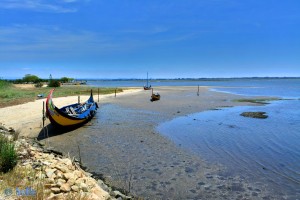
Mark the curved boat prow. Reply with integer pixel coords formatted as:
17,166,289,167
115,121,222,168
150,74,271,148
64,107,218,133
45,89,98,128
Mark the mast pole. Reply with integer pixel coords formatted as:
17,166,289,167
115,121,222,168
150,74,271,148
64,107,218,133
147,72,149,87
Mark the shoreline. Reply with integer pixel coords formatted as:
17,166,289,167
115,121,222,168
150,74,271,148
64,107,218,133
37,86,277,199
0,86,278,199
0,88,142,138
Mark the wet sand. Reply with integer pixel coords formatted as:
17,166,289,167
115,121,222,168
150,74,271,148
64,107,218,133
38,86,279,199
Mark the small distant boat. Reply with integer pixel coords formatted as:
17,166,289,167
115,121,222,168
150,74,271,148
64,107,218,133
150,88,160,102
144,72,152,90
46,89,98,128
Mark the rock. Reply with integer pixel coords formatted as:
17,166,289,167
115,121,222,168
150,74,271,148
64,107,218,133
71,185,79,192
45,168,57,178
79,182,89,192
51,187,61,194
75,177,86,185
91,187,110,199
60,183,71,192
55,170,63,179
67,177,76,186
0,125,8,131
56,179,66,187
55,164,69,173
73,170,83,178
63,172,74,180
112,190,130,199
86,178,96,187
47,193,65,200
97,180,110,192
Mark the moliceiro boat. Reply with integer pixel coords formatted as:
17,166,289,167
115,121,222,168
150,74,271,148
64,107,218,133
46,89,98,128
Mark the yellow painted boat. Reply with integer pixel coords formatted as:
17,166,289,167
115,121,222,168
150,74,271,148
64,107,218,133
46,89,98,128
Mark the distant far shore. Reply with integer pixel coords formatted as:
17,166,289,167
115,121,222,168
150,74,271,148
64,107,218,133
3,76,300,81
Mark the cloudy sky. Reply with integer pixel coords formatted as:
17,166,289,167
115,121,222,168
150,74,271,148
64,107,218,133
0,0,299,79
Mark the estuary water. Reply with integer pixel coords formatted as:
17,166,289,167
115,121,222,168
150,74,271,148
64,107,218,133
157,79,300,198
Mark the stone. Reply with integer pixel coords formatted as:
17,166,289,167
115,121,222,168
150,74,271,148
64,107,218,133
60,183,71,192
50,187,61,194
71,185,79,192
45,168,57,178
89,193,103,200
112,190,128,199
55,170,63,179
86,178,96,187
63,172,74,180
97,180,110,192
79,182,89,192
73,170,83,178
75,178,86,185
56,179,66,187
55,165,69,173
47,193,65,200
91,187,110,199
67,177,76,186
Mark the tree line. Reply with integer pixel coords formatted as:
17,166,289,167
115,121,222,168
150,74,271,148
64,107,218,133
7,74,75,87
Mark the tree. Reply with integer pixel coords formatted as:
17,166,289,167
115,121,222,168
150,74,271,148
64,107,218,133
22,74,40,83
48,80,61,87
60,77,74,83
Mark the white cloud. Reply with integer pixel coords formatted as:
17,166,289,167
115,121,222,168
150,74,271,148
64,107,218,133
0,25,133,61
0,0,78,13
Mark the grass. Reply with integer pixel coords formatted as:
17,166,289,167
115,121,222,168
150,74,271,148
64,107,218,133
0,80,123,108
233,98,279,105
0,164,50,199
0,134,17,173
240,112,268,119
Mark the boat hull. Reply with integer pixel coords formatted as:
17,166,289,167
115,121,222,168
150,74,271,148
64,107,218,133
46,89,98,128
151,94,160,101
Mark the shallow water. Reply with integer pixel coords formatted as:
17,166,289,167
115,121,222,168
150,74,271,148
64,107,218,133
157,99,300,197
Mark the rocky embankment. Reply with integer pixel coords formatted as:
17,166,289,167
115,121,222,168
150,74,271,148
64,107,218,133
0,125,132,200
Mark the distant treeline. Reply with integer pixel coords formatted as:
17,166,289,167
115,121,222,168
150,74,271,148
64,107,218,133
84,77,300,81
2,74,74,84
0,74,76,88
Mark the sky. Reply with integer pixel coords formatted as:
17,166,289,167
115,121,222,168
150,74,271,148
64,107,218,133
0,0,299,79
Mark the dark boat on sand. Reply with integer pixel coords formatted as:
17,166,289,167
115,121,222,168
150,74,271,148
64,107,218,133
46,89,98,128
151,88,160,102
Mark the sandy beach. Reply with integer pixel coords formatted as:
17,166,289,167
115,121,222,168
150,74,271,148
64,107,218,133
0,86,278,199
0,88,141,138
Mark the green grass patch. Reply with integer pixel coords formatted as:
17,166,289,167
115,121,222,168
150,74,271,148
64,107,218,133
0,134,17,173
233,98,279,105
0,82,124,108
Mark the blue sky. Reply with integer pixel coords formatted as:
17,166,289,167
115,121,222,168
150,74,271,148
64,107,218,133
0,0,299,79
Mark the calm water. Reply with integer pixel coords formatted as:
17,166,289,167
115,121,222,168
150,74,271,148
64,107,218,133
157,79,300,197
87,78,299,91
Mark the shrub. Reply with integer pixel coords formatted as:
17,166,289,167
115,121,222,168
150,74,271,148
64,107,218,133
48,80,61,87
35,82,44,88
0,135,17,173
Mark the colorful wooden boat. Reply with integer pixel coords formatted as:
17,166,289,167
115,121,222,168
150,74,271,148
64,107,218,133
150,88,160,102
46,89,98,128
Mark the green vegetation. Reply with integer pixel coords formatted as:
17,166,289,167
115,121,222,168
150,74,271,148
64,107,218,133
35,82,44,88
233,98,279,105
240,112,268,119
23,74,40,83
0,79,123,108
60,77,74,83
48,80,61,87
0,135,17,173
